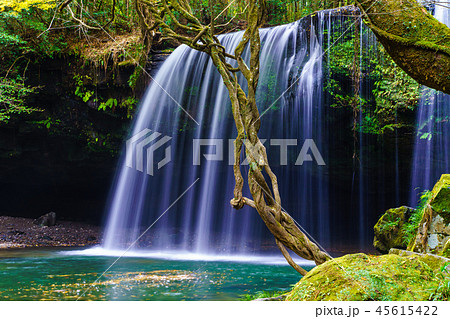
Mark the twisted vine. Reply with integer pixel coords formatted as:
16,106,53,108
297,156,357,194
141,0,331,274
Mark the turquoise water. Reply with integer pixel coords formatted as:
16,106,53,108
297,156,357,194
0,248,310,300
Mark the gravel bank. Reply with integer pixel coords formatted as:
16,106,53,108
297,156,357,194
0,216,101,249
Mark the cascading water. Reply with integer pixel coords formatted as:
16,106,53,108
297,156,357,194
102,14,333,255
100,7,431,256
409,1,450,205
355,21,379,249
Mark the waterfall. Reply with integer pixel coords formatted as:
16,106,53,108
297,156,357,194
101,6,443,256
102,14,332,254
409,1,450,205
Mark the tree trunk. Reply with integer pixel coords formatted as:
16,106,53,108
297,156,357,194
355,0,450,94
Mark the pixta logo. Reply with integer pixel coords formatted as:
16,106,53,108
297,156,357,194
126,129,172,176
193,138,326,166
126,129,326,176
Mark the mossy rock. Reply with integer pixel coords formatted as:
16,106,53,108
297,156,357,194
442,239,450,258
355,0,450,94
389,248,450,272
430,175,450,225
373,206,414,253
430,175,450,196
405,175,450,254
286,253,440,301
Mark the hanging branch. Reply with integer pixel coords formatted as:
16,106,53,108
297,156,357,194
355,0,450,94
60,0,75,11
65,4,101,30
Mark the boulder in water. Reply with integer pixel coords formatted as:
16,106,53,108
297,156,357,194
33,212,56,227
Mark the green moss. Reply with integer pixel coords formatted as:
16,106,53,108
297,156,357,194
356,0,450,94
117,59,137,68
239,290,286,301
430,175,450,224
373,206,414,253
390,249,450,273
430,175,450,195
406,175,450,253
286,253,441,301
442,240,450,258
429,261,450,300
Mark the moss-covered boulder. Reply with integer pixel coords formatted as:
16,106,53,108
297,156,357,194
389,248,450,273
373,206,415,253
430,175,450,225
286,253,443,301
410,174,450,255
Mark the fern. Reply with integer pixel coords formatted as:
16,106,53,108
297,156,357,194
402,190,433,246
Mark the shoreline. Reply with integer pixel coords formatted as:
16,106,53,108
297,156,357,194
0,216,101,249
0,215,379,256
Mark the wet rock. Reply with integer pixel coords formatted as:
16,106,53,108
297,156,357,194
373,206,415,253
34,212,56,227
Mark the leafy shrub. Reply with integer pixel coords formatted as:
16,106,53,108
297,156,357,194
0,76,41,122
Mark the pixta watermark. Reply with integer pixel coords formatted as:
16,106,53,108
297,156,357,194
126,129,326,176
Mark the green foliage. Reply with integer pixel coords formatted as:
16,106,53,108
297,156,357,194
186,0,342,30
0,76,41,122
326,37,355,78
265,0,346,25
239,290,286,301
429,263,450,301
420,132,432,141
98,98,118,111
372,46,420,129
357,112,380,134
0,0,57,12
85,130,118,155
73,74,94,103
0,18,25,48
415,89,450,141
73,72,137,118
0,9,66,68
403,191,433,246
0,3,67,125
256,64,281,109
33,116,61,129
265,0,311,25
121,96,137,118
324,23,377,121
377,210,402,234
373,206,416,253
324,20,420,135
127,69,140,89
